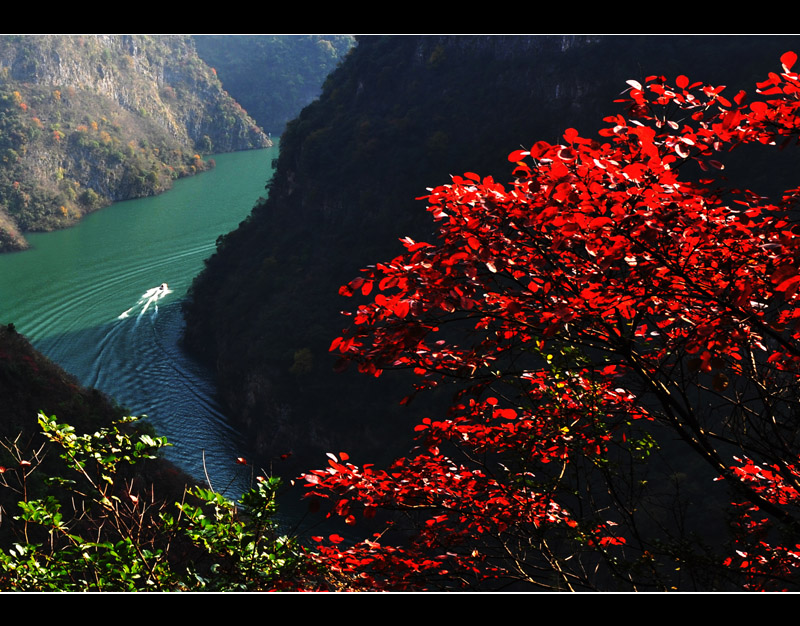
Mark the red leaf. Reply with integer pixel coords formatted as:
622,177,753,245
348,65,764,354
529,141,551,159
493,408,517,420
563,127,580,144
776,275,800,294
587,216,613,230
308,52,800,591
782,51,798,72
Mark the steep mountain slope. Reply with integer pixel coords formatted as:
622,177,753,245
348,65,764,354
0,35,269,251
192,35,355,136
182,35,800,469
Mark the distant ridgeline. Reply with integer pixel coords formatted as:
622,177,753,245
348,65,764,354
0,35,269,252
182,35,800,470
192,35,356,137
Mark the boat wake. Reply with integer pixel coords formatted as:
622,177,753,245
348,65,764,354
118,283,172,320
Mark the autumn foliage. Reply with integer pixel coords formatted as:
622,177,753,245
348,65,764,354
300,52,800,591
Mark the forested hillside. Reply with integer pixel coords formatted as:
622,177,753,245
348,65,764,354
0,35,269,251
183,35,800,469
192,35,355,136
7,34,800,591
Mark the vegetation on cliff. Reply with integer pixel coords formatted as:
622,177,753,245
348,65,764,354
0,323,174,548
0,35,269,251
182,35,800,469
297,49,800,590
193,35,355,136
9,36,800,591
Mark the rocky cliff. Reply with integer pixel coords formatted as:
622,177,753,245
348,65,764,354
0,35,270,251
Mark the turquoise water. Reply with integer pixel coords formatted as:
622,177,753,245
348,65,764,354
0,146,277,496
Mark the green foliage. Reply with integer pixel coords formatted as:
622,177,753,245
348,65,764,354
171,479,307,590
289,347,314,376
0,413,321,591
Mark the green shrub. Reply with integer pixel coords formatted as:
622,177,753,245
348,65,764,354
0,413,323,591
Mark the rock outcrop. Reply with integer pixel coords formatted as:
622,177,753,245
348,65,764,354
0,35,269,251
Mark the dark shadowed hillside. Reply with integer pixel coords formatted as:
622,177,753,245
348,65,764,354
0,324,192,546
182,35,800,471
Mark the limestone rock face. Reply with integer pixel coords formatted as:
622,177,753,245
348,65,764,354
0,35,270,251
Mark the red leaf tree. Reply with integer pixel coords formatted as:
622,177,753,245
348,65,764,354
304,51,800,591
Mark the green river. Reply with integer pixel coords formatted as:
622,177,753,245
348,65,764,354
0,146,277,496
